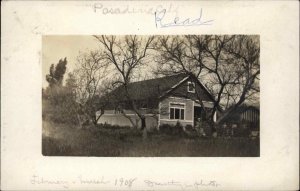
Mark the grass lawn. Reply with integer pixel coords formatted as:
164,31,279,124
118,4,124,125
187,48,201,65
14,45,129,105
42,121,259,157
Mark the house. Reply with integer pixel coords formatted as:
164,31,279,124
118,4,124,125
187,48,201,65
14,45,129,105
96,73,216,129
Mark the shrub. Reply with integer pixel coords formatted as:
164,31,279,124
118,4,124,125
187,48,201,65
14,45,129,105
96,123,132,130
42,87,79,125
216,122,252,137
202,121,214,136
159,122,185,136
159,124,172,134
235,127,251,137
92,124,142,142
216,123,230,137
174,121,185,135
185,124,194,131
147,127,160,136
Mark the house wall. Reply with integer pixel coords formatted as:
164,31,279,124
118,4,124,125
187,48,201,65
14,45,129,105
96,112,158,130
168,79,213,102
241,108,260,123
159,97,194,126
194,101,214,108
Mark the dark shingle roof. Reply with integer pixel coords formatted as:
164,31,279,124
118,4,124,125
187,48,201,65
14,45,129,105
99,73,216,109
110,73,188,101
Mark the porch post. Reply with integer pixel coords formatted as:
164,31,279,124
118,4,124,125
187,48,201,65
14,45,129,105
157,102,161,130
213,111,217,122
192,101,195,127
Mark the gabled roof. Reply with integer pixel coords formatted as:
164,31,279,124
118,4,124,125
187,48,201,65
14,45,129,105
109,73,188,101
103,73,214,103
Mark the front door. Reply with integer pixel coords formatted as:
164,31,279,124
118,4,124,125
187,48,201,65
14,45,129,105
194,106,202,127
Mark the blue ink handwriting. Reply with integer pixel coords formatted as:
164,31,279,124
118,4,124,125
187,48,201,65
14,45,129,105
155,8,214,28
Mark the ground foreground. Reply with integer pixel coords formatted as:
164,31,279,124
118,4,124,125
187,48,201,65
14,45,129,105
42,121,259,157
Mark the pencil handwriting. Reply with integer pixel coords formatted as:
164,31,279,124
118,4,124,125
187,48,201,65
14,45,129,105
154,8,214,28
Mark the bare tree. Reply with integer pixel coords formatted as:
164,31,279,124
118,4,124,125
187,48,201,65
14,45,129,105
67,50,109,126
154,35,215,121
217,35,260,122
155,35,260,124
94,35,155,130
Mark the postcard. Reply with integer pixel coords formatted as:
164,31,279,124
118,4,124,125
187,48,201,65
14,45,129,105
1,1,299,190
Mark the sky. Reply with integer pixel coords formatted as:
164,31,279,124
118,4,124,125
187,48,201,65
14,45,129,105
42,35,99,88
42,35,259,106
42,35,158,88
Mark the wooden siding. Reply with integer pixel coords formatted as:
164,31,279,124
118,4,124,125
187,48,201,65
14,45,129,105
97,114,158,129
241,108,260,123
194,101,214,108
160,120,193,126
220,106,260,129
98,109,158,115
160,97,194,124
167,79,213,102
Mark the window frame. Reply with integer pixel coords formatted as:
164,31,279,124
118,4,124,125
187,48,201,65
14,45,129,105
187,81,196,93
169,102,185,120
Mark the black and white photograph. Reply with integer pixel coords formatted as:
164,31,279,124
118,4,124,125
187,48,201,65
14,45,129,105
42,35,260,157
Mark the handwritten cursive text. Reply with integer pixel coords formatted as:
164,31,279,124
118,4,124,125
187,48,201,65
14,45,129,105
154,8,214,28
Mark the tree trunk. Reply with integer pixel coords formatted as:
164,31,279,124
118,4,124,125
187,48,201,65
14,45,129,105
141,116,146,130
92,109,104,126
120,110,138,129
142,126,148,140
76,114,83,129
215,108,234,125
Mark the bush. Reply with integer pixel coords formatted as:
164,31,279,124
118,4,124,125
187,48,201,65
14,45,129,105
159,122,185,136
216,123,251,137
159,124,172,134
92,124,142,142
147,127,160,136
174,121,185,135
97,123,131,130
235,127,251,137
185,124,194,131
202,121,214,136
42,87,79,125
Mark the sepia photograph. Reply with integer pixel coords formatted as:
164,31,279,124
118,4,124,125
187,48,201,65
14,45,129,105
42,35,260,157
2,1,299,190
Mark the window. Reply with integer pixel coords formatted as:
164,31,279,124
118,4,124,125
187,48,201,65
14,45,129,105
188,81,195,93
170,108,175,119
115,106,122,114
115,108,122,114
169,103,185,120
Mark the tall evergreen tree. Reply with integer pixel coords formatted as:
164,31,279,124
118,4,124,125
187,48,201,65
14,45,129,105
46,58,67,88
